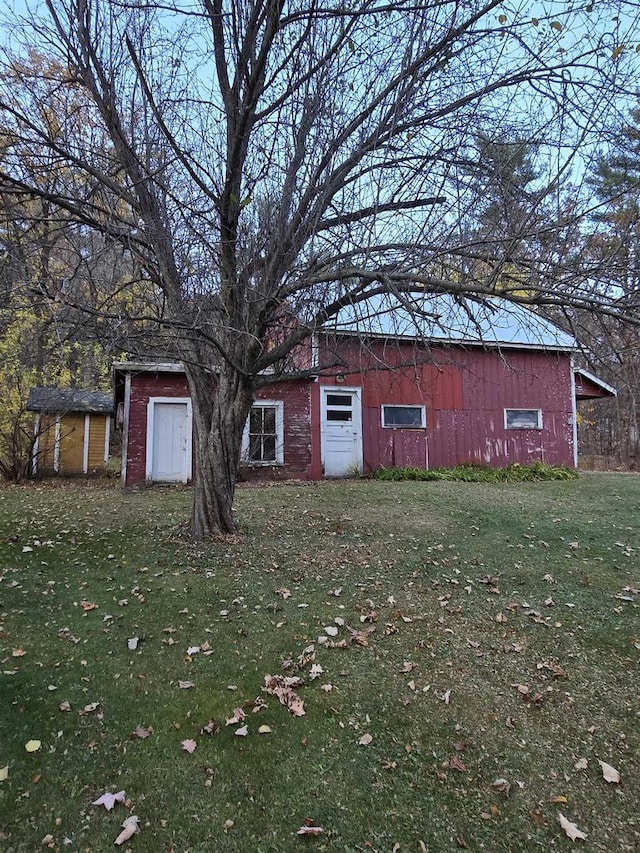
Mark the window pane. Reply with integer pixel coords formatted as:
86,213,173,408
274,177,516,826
505,409,541,429
263,436,276,461
249,436,262,461
263,407,276,433
327,409,352,421
382,405,424,428
249,408,263,433
326,394,352,407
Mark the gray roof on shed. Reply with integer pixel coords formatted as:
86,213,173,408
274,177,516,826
27,387,114,414
324,293,576,351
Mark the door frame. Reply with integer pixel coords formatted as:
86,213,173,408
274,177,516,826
320,385,363,476
145,397,193,482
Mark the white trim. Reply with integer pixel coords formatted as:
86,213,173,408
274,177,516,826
104,415,111,464
53,416,61,473
32,413,41,475
121,373,131,486
381,404,426,429
82,414,90,474
320,386,363,475
145,397,192,482
504,408,543,430
311,333,319,369
570,358,578,467
241,400,284,465
574,367,617,397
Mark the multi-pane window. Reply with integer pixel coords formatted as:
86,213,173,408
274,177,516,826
504,408,543,429
243,401,284,464
381,404,426,428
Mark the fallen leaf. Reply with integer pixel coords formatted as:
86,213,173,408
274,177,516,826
449,755,467,772
223,819,234,830
41,834,54,846
309,663,324,680
92,790,126,810
574,758,588,771
442,689,452,705
59,700,72,712
401,661,414,672
127,637,139,650
80,600,98,612
12,648,26,657
358,733,373,746
495,612,507,623
491,778,511,795
131,725,151,739
186,646,200,656
25,740,41,752
320,683,333,692
258,725,272,734
201,719,220,736
178,680,194,689
235,725,249,737
225,708,246,726
297,823,323,836
0,766,8,782
114,815,140,846
558,812,587,841
181,739,197,753
79,702,100,716
324,625,339,637
598,760,620,783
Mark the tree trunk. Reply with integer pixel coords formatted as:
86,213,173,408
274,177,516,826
187,364,254,539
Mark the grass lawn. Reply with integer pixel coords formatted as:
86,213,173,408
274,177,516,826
0,474,638,852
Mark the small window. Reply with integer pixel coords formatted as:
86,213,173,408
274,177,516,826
381,405,426,429
242,401,284,464
504,408,542,430
326,393,352,407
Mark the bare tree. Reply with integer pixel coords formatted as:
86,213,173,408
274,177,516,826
0,0,638,535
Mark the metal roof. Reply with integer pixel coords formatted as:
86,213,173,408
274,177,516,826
27,387,114,414
324,293,577,351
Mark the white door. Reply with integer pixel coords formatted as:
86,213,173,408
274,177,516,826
149,401,191,482
321,387,363,477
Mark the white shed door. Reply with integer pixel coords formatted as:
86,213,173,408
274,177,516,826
151,402,190,482
321,388,363,477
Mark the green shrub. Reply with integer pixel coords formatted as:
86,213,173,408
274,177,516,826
372,462,579,483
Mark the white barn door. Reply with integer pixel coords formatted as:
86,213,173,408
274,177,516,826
320,387,363,477
146,398,192,482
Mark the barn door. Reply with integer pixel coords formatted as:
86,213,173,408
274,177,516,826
320,387,363,477
147,399,192,482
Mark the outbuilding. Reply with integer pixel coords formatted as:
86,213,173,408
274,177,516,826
27,388,113,476
114,295,615,486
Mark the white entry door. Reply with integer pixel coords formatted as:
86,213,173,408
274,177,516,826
147,399,192,482
321,387,363,477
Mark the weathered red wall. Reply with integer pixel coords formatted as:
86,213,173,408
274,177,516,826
125,372,190,485
124,340,576,486
317,339,575,470
124,372,313,485
245,382,312,480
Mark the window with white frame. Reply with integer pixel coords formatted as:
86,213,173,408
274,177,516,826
504,408,543,430
242,401,284,464
381,404,426,429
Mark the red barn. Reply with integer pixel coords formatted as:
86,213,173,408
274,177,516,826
114,295,615,486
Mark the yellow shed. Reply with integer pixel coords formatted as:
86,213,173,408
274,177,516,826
27,388,113,476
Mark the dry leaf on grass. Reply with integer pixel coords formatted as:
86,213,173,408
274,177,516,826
131,725,151,740
558,812,587,841
297,822,323,836
235,725,249,737
114,815,140,846
225,708,246,726
358,733,373,746
490,778,511,796
25,740,41,752
598,760,620,783
574,758,588,771
0,766,8,782
181,739,197,753
92,790,126,810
